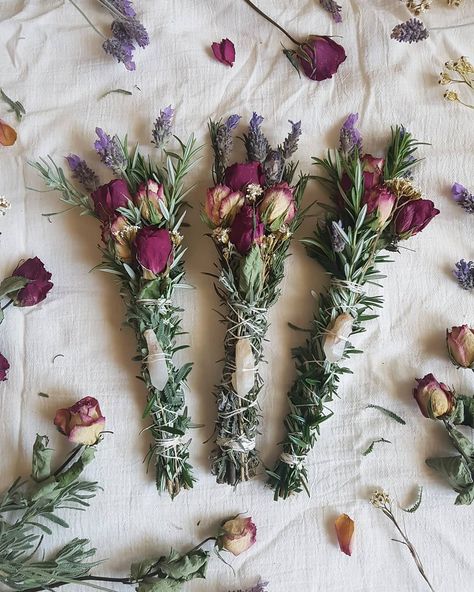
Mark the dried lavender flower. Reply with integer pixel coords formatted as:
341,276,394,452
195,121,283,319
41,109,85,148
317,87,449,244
279,119,302,159
244,112,270,163
94,127,127,174
330,220,346,252
111,18,149,48
454,259,474,290
320,0,342,23
263,149,283,185
452,183,474,213
339,113,362,156
229,581,269,592
391,18,429,43
106,0,136,17
102,37,136,71
66,154,100,192
152,105,174,149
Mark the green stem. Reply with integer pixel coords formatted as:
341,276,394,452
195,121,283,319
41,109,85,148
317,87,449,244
68,0,107,39
241,0,300,45
1,299,13,311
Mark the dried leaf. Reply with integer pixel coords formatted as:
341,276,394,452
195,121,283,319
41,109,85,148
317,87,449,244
366,404,406,425
334,513,354,556
402,486,423,513
362,438,391,456
0,119,17,146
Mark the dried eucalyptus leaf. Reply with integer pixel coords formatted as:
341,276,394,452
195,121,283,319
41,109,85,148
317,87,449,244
31,434,54,482
446,425,474,458
426,456,473,491
159,549,208,581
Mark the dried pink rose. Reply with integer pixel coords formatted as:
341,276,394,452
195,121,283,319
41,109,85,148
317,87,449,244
413,374,455,419
259,182,296,228
446,325,474,369
54,397,105,445
218,516,257,556
11,257,53,307
211,38,236,67
204,184,244,228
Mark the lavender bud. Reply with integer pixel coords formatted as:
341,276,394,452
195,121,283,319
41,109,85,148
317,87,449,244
280,120,302,160
391,18,429,43
330,220,346,252
339,113,362,156
94,127,127,174
66,154,100,192
244,112,270,163
102,37,136,71
152,105,174,149
108,0,136,17
111,18,149,48
263,150,284,185
320,0,342,23
452,182,474,213
454,259,474,290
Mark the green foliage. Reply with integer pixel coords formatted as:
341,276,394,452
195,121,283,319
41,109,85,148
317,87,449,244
402,486,423,513
362,438,391,456
366,404,406,425
31,434,54,482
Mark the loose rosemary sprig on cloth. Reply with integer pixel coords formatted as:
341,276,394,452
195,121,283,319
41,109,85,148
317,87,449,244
268,114,439,499
203,113,308,485
31,110,200,498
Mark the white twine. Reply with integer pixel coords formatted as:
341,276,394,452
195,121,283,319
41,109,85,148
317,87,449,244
216,435,256,453
154,435,186,453
331,278,365,294
144,352,171,362
280,452,305,468
218,399,259,418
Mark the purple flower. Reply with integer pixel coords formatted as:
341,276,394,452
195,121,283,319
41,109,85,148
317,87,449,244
102,37,136,71
0,352,9,382
297,36,346,81
66,154,100,192
453,259,474,291
393,199,439,238
280,120,302,159
339,113,362,156
134,227,173,278
108,0,136,17
152,106,174,149
330,220,346,253
11,257,53,307
244,113,270,163
451,182,474,213
211,38,236,67
111,18,149,48
91,179,132,222
224,162,265,192
391,19,429,44
226,114,241,131
94,127,127,174
320,0,342,23
229,205,264,254
263,150,283,185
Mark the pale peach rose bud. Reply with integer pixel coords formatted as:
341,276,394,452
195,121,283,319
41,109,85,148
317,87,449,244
54,397,105,445
218,516,256,556
204,184,244,228
446,325,474,369
134,179,165,221
413,374,455,419
110,215,137,261
258,182,296,229
335,513,355,556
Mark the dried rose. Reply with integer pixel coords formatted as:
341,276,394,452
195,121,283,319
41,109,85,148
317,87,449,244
0,352,9,382
258,182,296,228
218,516,257,556
110,216,137,261
361,154,384,195
0,119,17,146
11,257,53,307
335,513,355,556
394,199,439,238
224,162,265,192
134,226,173,278
134,179,165,222
229,204,264,255
446,325,474,369
297,36,346,81
364,186,397,228
91,179,131,222
211,38,236,67
413,374,455,419
54,397,105,445
204,184,244,228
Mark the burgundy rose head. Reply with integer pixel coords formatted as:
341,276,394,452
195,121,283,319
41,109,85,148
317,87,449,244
229,204,264,255
297,36,346,81
91,179,131,222
413,373,455,419
364,186,397,228
394,199,439,238
446,325,474,369
211,38,236,67
54,396,105,445
134,226,173,279
224,162,264,192
218,516,257,556
0,352,9,382
361,154,384,193
204,184,244,228
11,257,53,307
259,182,296,229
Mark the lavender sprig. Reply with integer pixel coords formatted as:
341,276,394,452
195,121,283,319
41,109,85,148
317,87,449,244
94,127,127,174
452,183,474,213
152,106,175,149
391,18,429,43
66,155,100,192
320,0,342,23
209,114,241,183
454,259,474,290
105,0,136,17
279,120,302,159
102,37,135,70
111,18,149,48
244,113,270,163
339,112,362,156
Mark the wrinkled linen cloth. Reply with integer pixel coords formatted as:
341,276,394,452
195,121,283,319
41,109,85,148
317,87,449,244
0,1,473,591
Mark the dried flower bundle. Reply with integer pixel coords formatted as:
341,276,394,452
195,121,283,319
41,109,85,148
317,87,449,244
268,114,439,499
204,113,308,486
32,110,200,498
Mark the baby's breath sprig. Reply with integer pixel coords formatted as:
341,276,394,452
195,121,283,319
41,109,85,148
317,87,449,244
32,117,201,499
370,489,435,591
268,118,438,499
439,56,474,110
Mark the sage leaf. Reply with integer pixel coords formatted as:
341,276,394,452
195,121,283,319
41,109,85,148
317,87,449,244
159,549,208,581
455,485,474,506
31,434,54,482
425,456,473,491
239,246,263,302
131,558,156,581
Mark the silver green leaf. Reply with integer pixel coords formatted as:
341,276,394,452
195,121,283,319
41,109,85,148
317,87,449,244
425,456,473,491
31,434,54,482
239,246,264,303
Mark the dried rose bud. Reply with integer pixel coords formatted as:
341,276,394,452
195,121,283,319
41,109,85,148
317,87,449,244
11,257,53,307
259,182,296,229
134,179,165,222
335,513,355,556
91,179,131,222
446,325,474,369
134,226,173,278
54,397,105,445
204,184,244,228
218,516,256,556
413,374,455,419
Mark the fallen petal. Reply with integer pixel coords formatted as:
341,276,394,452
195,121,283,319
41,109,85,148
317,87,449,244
335,513,354,556
0,119,17,146
211,38,235,67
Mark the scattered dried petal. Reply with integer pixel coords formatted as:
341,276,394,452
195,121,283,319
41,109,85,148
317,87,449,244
211,38,236,67
335,513,354,556
0,119,17,146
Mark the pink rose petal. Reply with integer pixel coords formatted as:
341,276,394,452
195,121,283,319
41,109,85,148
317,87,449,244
211,38,235,67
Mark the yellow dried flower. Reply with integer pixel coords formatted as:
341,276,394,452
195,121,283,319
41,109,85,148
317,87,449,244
212,227,230,244
170,231,184,246
385,178,423,201
438,72,451,85
444,90,459,102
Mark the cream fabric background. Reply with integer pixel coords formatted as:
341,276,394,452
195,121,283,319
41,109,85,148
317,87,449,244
1,1,473,591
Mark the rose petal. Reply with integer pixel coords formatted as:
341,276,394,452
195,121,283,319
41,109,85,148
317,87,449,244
335,513,354,556
211,38,236,67
0,119,17,146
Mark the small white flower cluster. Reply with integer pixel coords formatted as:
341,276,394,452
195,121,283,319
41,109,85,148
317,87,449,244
245,183,263,203
0,196,11,216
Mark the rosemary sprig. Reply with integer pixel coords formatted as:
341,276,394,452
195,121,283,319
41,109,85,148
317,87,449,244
0,88,26,121
268,124,432,499
31,129,201,498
